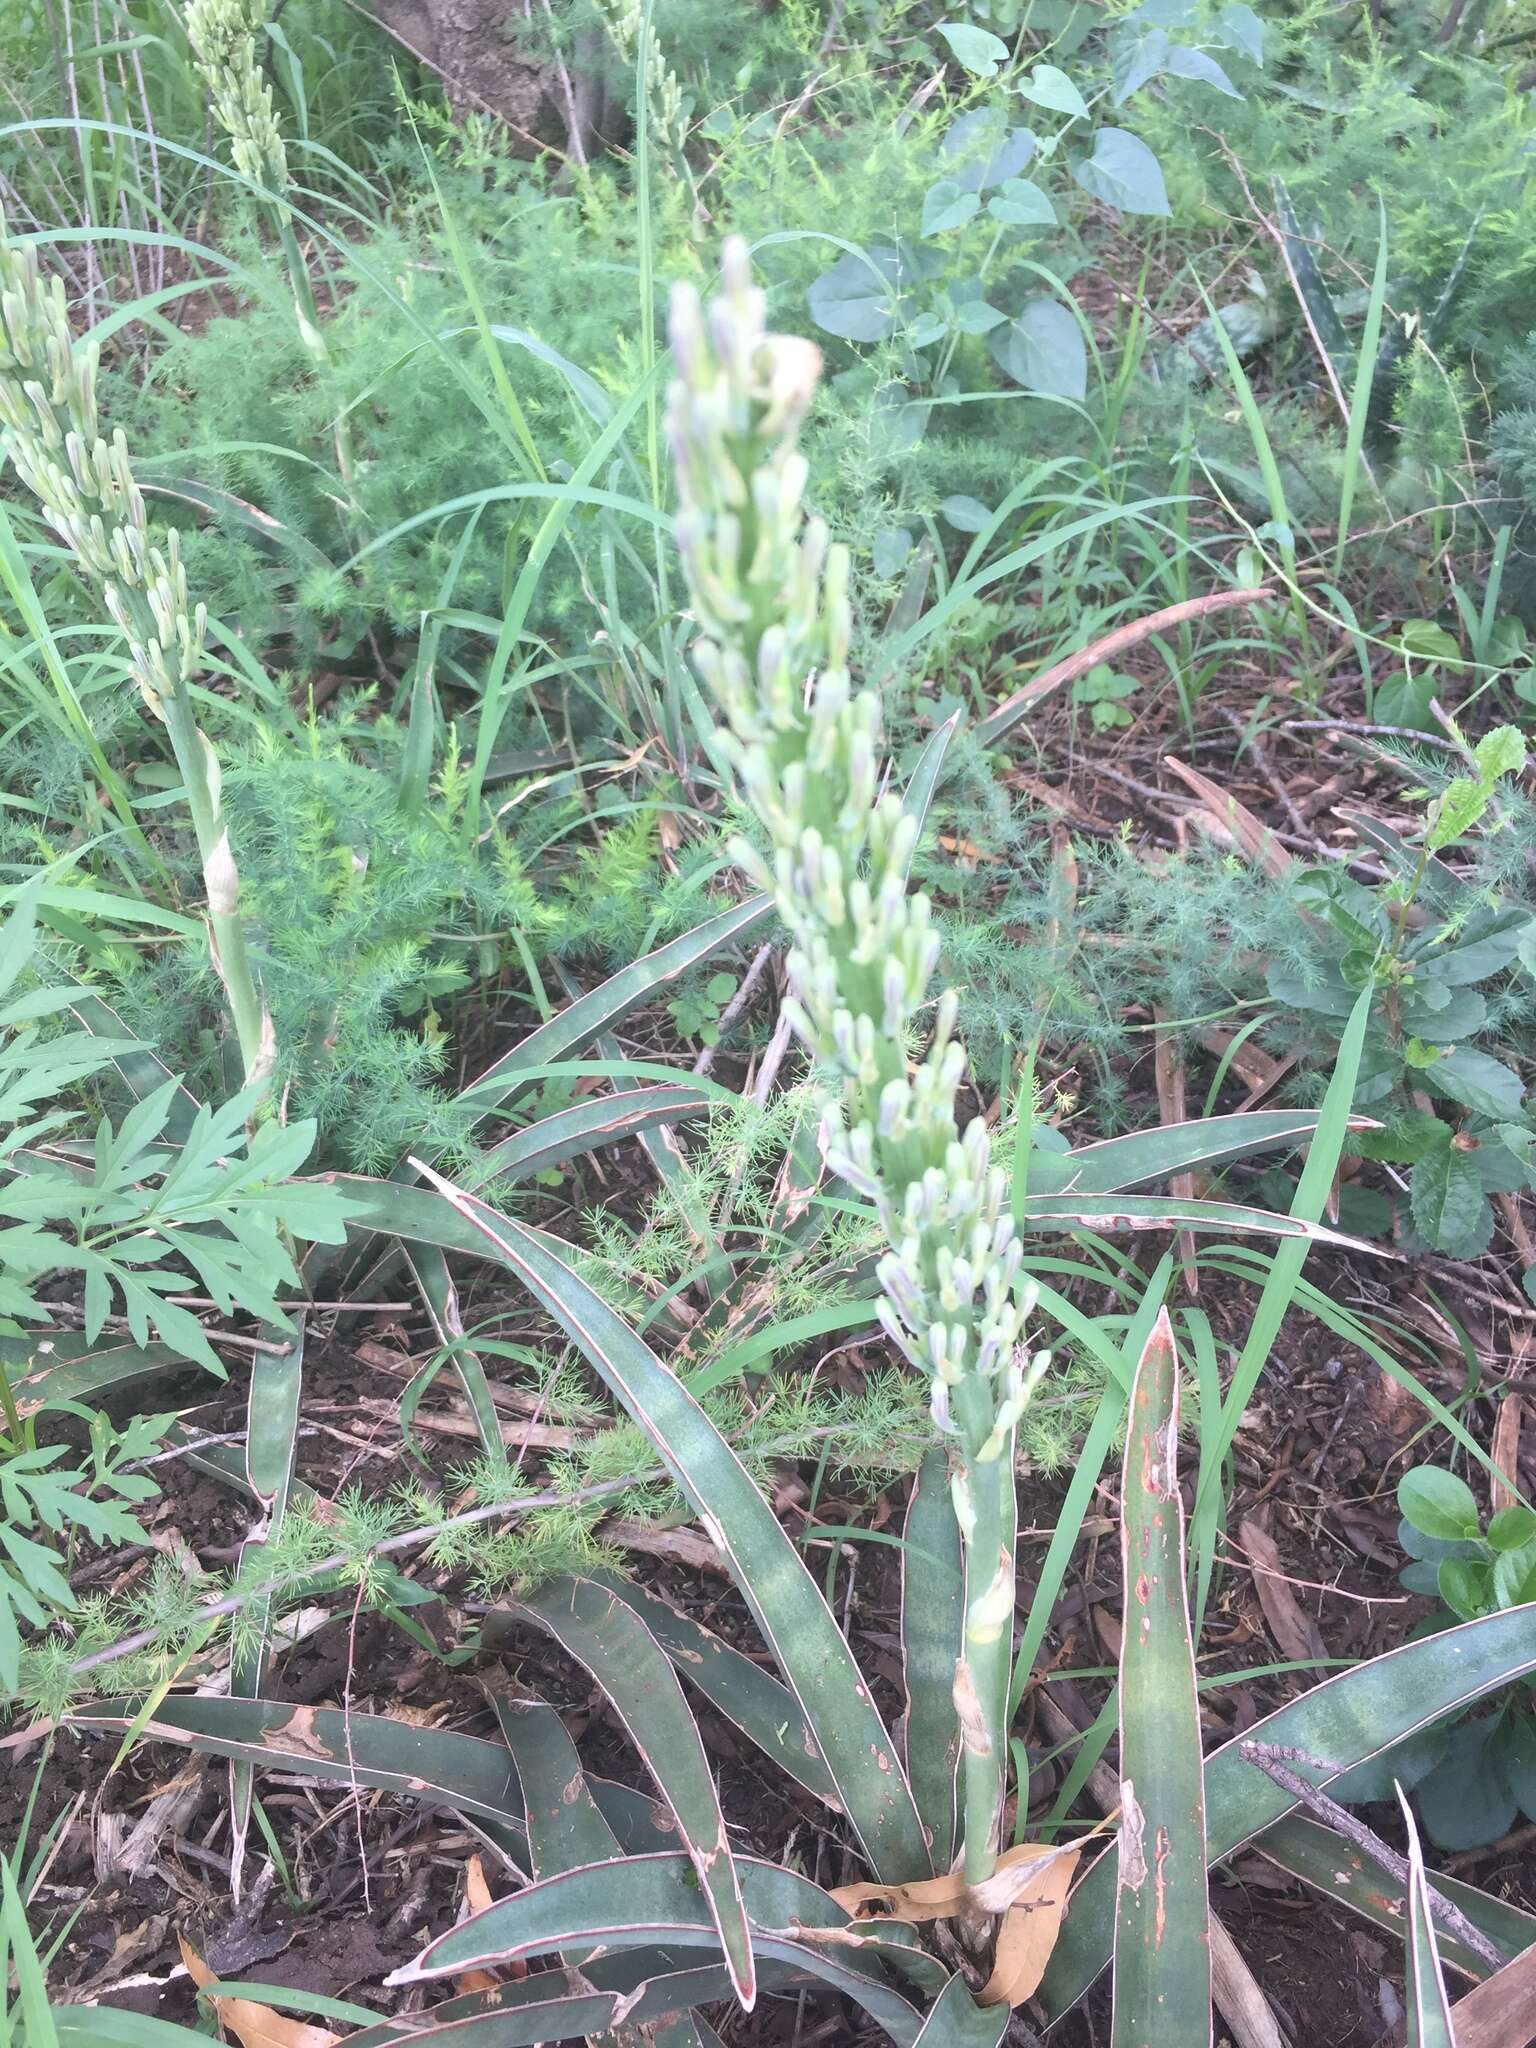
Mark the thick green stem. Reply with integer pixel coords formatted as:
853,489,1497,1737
956,1417,1019,1886
157,692,267,1083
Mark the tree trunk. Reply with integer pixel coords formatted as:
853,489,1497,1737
366,0,564,151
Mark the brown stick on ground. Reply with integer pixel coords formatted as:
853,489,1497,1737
979,587,1276,745
1238,1740,1507,1972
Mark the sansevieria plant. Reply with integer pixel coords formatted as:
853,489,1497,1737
59,247,1536,2047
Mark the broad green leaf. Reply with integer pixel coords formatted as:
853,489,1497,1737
1414,1715,1518,1852
508,1577,755,2007
922,181,980,236
1411,1144,1490,1257
1039,1601,1536,2018
806,250,898,342
1216,3,1264,61
987,297,1087,399
354,1169,930,1882
1401,1792,1457,2046
1398,1467,1480,1544
1016,64,1088,118
1112,26,1170,103
1112,1310,1210,2047
934,21,1010,75
987,177,1056,227
901,1452,964,1869
1164,45,1242,97
1074,128,1170,215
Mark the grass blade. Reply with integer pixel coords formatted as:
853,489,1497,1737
508,1576,756,2009
1112,1308,1211,2048
1333,201,1389,582
1190,986,1373,1621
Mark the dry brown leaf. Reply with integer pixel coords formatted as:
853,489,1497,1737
1238,1518,1324,1666
1490,1394,1525,1517
179,1937,339,2048
980,1844,1081,2007
454,1855,501,1994
1163,755,1293,878
829,1841,1083,2009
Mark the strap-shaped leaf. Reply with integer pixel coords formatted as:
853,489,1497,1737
398,1239,504,1459
68,1697,676,1860
4,1334,185,1419
1016,1193,1367,1244
355,1168,930,1882
67,990,202,1144
1040,1601,1536,2020
229,1313,306,1892
1042,1110,1357,1196
1112,1309,1210,2048
456,896,772,1121
1401,1792,1457,2047
585,1572,840,1805
899,712,961,881
1252,1815,1536,1980
386,1852,931,2044
901,1451,963,1870
344,1955,852,2048
492,1697,621,1874
507,1577,755,2009
462,1085,713,1190
911,1973,1008,2046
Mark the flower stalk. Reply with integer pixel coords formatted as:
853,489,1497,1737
0,214,270,1085
185,0,352,487
666,241,1047,1887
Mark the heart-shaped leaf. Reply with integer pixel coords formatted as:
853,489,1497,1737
1073,128,1170,216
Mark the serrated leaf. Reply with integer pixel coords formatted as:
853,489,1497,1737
1411,1144,1492,1258
1073,128,1170,215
